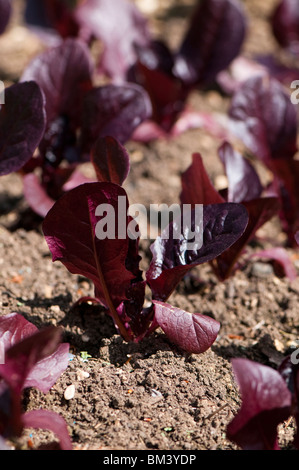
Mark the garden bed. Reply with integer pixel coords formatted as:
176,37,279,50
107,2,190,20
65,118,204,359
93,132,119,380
0,0,299,451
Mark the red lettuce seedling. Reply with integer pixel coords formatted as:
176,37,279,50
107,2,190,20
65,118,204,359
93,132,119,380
256,0,299,87
217,0,299,94
0,81,46,176
129,0,246,134
227,356,299,450
91,136,130,186
42,180,248,352
24,0,151,81
0,313,70,393
180,143,280,280
19,38,151,217
217,0,299,93
229,74,299,245
0,0,11,34
0,313,71,449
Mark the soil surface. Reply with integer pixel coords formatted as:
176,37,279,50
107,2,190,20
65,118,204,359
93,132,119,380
1,0,299,451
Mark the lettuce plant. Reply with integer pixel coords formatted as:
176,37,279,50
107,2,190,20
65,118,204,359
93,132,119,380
180,142,280,280
18,38,151,217
24,0,151,81
42,157,249,352
228,75,299,246
0,313,71,450
217,0,299,93
227,356,299,450
128,0,246,137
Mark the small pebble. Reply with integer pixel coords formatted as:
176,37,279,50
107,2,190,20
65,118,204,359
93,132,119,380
50,305,61,314
44,285,53,299
64,384,75,400
251,261,274,278
77,370,90,381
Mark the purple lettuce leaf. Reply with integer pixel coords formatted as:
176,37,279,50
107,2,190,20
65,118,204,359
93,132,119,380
22,172,61,218
23,165,84,217
254,53,299,87
211,197,280,280
130,40,188,131
270,158,299,245
116,280,151,339
0,81,46,176
79,82,152,154
218,141,263,203
153,301,220,354
0,315,69,439
22,165,92,218
0,313,69,394
75,0,151,81
25,0,150,81
0,312,36,344
91,136,130,186
173,0,247,86
0,0,11,35
229,75,298,169
180,153,224,206
227,358,292,450
24,344,70,395
170,108,230,141
213,143,280,279
42,182,142,341
216,56,268,94
217,53,299,95
146,203,249,301
21,38,94,128
271,0,299,57
295,231,299,245
22,409,72,450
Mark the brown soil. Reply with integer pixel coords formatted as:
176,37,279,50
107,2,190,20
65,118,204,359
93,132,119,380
0,0,299,451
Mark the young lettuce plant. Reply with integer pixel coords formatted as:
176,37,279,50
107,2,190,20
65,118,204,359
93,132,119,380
24,0,151,82
217,0,299,95
253,0,299,87
227,356,299,450
128,0,246,139
42,141,249,353
19,38,152,217
228,74,299,246
180,142,282,281
216,0,299,94
0,313,71,450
